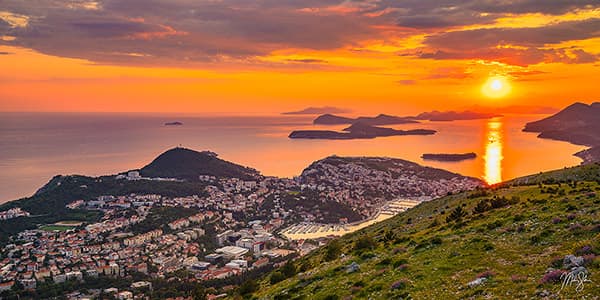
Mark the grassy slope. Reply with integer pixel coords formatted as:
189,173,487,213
254,163,600,299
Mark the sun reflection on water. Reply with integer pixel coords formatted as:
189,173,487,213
484,118,503,185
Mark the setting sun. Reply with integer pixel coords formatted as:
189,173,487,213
482,76,511,98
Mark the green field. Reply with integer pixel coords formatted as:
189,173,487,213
39,224,77,232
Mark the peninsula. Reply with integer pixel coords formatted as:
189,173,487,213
524,102,600,164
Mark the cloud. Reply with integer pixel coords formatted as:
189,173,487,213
425,18,600,49
285,58,327,63
397,79,416,85
0,0,599,67
417,18,600,65
0,0,379,66
0,51,12,55
424,67,472,79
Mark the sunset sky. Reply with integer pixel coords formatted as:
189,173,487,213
1,1,599,114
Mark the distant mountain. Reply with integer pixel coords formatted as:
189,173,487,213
289,122,435,139
414,110,502,121
313,114,418,125
253,163,600,299
524,102,600,163
140,147,260,180
283,106,350,115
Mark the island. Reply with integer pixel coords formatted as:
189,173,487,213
164,121,183,126
289,122,436,139
313,113,418,125
422,152,477,162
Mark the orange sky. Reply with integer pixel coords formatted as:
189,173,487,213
1,1,599,114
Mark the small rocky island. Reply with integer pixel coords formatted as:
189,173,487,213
164,121,183,126
289,122,436,139
422,152,477,162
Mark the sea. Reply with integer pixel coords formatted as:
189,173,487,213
0,112,587,203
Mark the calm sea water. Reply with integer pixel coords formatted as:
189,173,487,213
0,112,586,203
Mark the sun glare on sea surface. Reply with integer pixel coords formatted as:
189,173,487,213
484,118,503,185
482,76,511,98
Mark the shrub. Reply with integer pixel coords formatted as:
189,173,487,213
270,271,285,284
390,279,410,290
550,256,564,268
360,252,376,260
238,279,259,296
552,217,562,224
583,254,597,266
569,223,583,232
392,258,408,268
377,258,392,266
567,213,577,220
354,235,376,252
476,270,496,279
510,274,527,283
575,244,593,256
281,260,297,278
392,247,407,254
540,270,566,284
428,218,440,228
325,239,342,261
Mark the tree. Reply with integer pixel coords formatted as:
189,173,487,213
446,206,467,223
354,235,376,252
238,279,258,296
270,271,285,284
281,261,297,278
324,239,342,261
472,200,490,214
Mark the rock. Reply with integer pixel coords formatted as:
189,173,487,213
570,266,588,276
346,262,360,273
467,277,487,287
563,255,584,269
537,289,550,297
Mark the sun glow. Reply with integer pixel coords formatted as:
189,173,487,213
482,76,511,98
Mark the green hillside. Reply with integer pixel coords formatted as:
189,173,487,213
140,147,260,180
246,163,600,299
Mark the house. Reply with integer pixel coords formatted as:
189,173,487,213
0,281,14,292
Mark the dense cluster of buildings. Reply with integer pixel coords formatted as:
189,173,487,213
0,176,304,297
299,157,482,217
0,158,480,296
0,208,30,220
